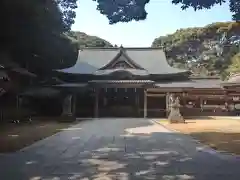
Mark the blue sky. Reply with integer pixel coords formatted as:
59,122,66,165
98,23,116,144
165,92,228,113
72,0,232,47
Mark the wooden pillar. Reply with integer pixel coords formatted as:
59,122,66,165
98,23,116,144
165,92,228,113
135,89,138,105
94,88,99,118
144,89,147,118
135,89,138,114
200,97,203,112
182,92,187,116
62,94,73,116
136,89,140,116
16,95,19,109
72,94,76,116
224,91,230,114
166,93,169,117
16,95,19,120
16,96,23,119
182,92,187,107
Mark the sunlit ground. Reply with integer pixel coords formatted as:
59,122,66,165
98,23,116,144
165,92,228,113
27,122,197,180
0,118,239,180
159,118,240,155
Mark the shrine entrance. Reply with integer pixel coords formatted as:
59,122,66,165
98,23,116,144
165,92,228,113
88,80,155,118
98,88,141,117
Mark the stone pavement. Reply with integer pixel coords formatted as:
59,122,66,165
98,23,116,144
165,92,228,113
0,118,239,180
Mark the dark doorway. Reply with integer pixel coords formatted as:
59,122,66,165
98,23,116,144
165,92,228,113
99,88,140,117
75,91,94,117
147,96,166,117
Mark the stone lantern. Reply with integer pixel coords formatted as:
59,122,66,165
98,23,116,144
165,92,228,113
168,94,185,123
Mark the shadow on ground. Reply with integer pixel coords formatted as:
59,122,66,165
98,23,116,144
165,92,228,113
0,119,239,180
190,132,240,155
0,120,75,153
184,116,215,120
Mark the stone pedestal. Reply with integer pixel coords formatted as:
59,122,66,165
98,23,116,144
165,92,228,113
168,95,185,123
61,94,75,122
168,106,185,123
62,95,72,116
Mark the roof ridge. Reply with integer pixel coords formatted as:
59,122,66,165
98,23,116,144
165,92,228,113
229,73,240,78
190,76,221,80
79,47,164,51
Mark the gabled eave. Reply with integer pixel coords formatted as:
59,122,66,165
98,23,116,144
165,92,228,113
100,48,144,70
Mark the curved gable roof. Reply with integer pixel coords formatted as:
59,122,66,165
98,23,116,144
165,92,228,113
58,47,188,75
58,49,117,74
125,48,187,74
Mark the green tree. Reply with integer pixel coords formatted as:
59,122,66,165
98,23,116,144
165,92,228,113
0,0,78,72
68,31,113,48
93,0,239,24
226,52,240,75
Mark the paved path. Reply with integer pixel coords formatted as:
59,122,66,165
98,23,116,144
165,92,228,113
0,118,239,180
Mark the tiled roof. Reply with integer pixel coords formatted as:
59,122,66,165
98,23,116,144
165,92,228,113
52,80,155,88
88,80,155,84
10,67,37,77
51,79,223,89
155,79,223,88
20,88,60,97
53,83,88,88
221,73,240,86
227,73,240,83
0,66,36,77
0,60,36,77
58,47,188,75
94,69,149,76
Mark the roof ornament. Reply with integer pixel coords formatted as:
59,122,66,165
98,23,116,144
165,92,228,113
119,45,125,52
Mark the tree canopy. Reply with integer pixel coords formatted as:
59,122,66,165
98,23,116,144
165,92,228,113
151,22,240,79
68,31,113,48
93,0,239,24
0,0,78,72
1,0,239,74
226,52,240,75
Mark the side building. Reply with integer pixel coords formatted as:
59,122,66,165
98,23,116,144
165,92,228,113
54,47,240,118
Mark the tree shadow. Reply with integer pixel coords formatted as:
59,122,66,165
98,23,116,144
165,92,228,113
184,116,215,120
190,131,240,155
0,120,239,180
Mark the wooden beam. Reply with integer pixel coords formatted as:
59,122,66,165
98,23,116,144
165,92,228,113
94,88,99,118
147,93,166,97
147,88,184,93
186,94,225,98
144,89,147,118
136,91,140,116
166,93,169,115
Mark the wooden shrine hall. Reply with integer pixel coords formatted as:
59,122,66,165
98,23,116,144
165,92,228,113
51,47,240,118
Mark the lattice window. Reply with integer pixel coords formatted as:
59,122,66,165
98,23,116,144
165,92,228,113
113,61,130,69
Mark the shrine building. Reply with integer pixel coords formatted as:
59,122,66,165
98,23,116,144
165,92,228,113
52,47,240,118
